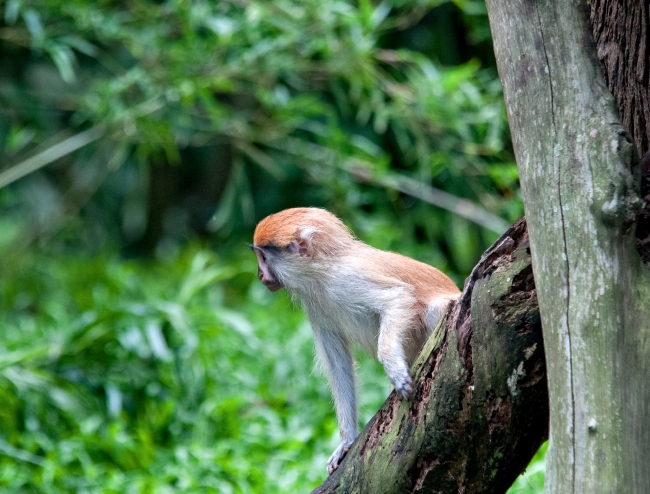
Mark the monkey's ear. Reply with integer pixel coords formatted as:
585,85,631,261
288,239,310,257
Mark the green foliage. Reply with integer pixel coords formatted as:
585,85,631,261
1,239,548,492
0,0,520,272
2,0,508,163
0,244,395,492
0,243,544,492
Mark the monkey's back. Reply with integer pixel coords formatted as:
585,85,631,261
356,245,460,302
333,244,459,362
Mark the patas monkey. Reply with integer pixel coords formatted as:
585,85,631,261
252,208,460,474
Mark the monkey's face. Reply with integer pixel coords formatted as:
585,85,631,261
252,246,284,292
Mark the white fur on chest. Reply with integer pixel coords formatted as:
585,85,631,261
304,292,380,355
292,264,411,356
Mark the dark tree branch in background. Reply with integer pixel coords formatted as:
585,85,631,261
312,219,549,493
590,0,650,156
588,0,650,268
0,127,105,189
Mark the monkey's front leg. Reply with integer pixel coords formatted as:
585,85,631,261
313,327,358,475
377,300,415,399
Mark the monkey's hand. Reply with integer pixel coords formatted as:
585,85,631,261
327,438,355,475
390,368,413,399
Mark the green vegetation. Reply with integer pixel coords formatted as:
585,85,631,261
0,243,545,492
0,0,543,491
0,245,349,492
1,0,519,261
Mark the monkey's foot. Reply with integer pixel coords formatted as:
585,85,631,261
327,439,354,475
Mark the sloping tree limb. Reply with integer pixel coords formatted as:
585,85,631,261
310,185,650,494
312,219,549,493
310,186,650,493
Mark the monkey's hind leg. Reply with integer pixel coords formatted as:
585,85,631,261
424,296,457,332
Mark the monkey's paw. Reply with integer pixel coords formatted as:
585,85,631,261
327,439,354,475
392,372,413,399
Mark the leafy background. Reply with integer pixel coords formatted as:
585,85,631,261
0,0,543,491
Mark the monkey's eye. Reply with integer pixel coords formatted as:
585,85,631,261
260,252,267,262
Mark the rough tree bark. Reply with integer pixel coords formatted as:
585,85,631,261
588,0,650,267
590,0,650,156
312,219,549,493
486,1,650,493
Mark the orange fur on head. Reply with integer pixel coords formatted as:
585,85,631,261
253,208,354,255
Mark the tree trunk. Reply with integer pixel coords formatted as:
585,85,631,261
486,1,650,493
312,219,549,493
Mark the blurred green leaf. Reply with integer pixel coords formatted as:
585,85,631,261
47,43,76,83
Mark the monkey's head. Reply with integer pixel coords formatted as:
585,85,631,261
252,208,355,292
